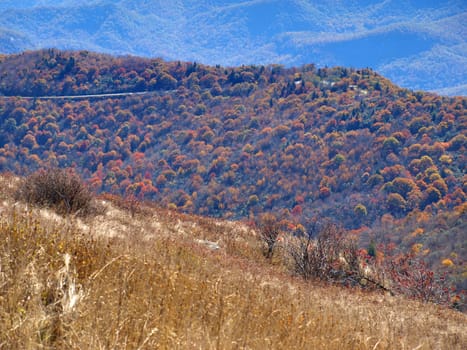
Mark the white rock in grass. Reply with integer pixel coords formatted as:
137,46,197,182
195,239,220,251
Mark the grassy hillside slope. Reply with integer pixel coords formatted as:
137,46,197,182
0,173,466,349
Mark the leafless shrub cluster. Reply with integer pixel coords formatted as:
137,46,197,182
288,223,361,283
380,251,455,306
15,167,93,216
283,221,456,307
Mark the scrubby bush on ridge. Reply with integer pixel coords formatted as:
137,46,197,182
268,221,460,308
15,167,93,216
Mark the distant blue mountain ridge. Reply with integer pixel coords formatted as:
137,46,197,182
0,0,465,95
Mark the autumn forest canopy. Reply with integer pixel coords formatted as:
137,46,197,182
0,49,465,285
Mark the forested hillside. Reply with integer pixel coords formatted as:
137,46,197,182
0,49,465,283
1,0,466,94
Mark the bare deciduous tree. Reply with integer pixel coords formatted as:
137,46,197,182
256,213,283,259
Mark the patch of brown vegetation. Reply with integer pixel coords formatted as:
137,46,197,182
0,174,465,349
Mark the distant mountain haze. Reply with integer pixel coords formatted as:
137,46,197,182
0,0,465,95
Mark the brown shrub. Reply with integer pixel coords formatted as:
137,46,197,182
256,213,284,259
288,222,360,283
286,222,457,307
15,168,93,216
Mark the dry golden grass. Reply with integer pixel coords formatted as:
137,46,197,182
0,173,466,349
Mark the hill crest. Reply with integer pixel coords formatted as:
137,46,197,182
0,0,466,95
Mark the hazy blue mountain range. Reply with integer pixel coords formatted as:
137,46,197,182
1,0,466,95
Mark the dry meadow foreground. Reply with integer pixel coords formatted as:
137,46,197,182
0,174,465,349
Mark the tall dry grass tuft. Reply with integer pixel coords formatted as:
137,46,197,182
0,207,93,348
0,174,466,349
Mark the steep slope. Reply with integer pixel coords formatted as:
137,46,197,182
0,0,465,94
0,49,465,282
0,173,466,349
